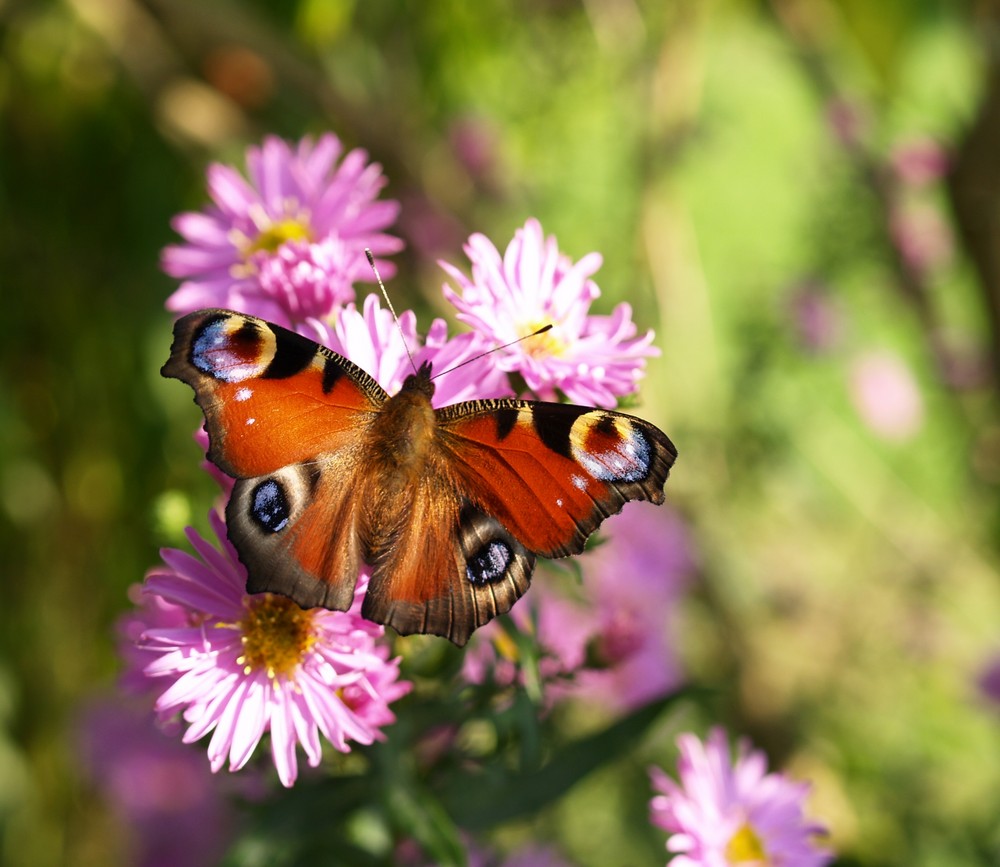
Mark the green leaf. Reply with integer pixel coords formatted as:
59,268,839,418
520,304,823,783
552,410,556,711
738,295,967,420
438,690,691,830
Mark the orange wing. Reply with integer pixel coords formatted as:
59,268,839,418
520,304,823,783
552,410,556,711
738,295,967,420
161,309,386,478
435,400,677,558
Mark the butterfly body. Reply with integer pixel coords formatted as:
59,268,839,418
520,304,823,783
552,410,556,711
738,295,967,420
163,309,677,645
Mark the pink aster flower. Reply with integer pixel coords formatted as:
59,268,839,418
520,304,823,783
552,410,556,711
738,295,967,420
130,510,410,787
441,218,658,408
307,293,513,405
162,133,402,325
649,728,833,867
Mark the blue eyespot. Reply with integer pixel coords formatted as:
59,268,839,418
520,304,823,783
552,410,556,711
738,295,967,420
250,479,290,533
576,424,651,483
192,317,265,383
466,539,511,585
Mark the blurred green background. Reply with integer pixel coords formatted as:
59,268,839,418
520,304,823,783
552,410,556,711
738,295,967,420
3,0,1000,864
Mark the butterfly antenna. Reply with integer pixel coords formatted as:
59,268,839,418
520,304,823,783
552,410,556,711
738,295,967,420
431,324,553,381
365,248,418,375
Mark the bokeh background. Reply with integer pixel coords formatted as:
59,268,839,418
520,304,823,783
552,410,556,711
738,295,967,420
4,0,1000,864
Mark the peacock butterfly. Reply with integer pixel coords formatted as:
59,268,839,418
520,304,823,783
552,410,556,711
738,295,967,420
162,308,677,645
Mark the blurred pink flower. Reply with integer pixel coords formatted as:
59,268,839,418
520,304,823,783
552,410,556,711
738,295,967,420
129,511,409,787
977,653,1000,706
891,137,949,188
650,728,832,867
307,293,513,405
825,98,868,150
396,836,575,867
849,350,924,442
162,134,402,324
890,202,953,276
502,844,577,867
448,115,500,185
787,283,843,354
571,504,693,708
464,505,693,711
77,697,236,867
441,218,657,407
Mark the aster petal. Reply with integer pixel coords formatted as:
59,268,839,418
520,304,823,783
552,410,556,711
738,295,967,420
246,137,294,214
143,572,237,621
165,278,250,315
298,674,368,751
205,675,255,771
269,686,300,787
170,211,232,247
297,132,342,187
206,163,258,219
288,687,323,768
227,678,269,771
160,241,236,278
310,148,371,228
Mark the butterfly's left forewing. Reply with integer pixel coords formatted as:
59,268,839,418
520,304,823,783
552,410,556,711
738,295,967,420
162,309,387,478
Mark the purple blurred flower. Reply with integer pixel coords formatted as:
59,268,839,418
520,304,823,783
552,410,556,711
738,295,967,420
78,697,236,867
396,836,575,867
787,283,843,354
464,505,693,711
571,504,693,708
441,218,657,407
825,98,868,150
162,134,402,325
978,653,1000,706
448,115,500,186
890,202,953,276
849,350,924,442
502,844,577,867
129,511,409,787
650,728,833,867
890,137,949,188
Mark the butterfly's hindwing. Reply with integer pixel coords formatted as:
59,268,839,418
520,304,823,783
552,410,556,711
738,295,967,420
227,460,363,612
361,489,534,645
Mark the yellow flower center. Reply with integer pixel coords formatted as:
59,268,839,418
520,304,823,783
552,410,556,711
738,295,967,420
521,321,566,359
237,594,317,679
244,217,313,257
725,821,769,865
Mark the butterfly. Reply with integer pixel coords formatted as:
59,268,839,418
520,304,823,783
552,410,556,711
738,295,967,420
162,308,677,645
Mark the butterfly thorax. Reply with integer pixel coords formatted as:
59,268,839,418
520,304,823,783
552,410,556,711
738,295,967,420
368,365,437,481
